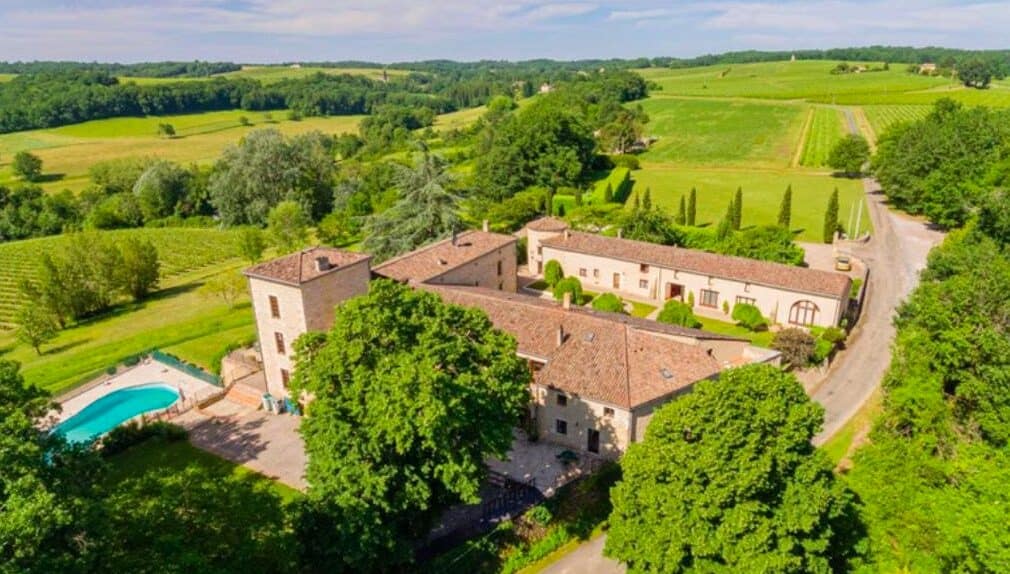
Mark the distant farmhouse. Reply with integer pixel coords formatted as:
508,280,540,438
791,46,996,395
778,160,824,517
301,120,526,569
918,62,937,75
243,218,851,458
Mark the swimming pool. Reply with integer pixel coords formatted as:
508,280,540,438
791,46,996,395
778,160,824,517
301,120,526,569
55,383,180,443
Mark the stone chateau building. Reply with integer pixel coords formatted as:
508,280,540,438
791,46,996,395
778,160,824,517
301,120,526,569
243,218,851,458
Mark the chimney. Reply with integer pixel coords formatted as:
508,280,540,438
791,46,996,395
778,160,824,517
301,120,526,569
451,228,458,246
556,324,565,347
562,291,572,310
617,228,623,239
482,219,490,232
314,256,331,272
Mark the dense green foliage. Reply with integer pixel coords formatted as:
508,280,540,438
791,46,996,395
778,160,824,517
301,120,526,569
553,277,583,304
543,259,564,287
873,99,1010,228
591,292,625,313
772,327,817,367
606,365,859,573
656,299,701,328
823,188,839,243
0,61,241,77
845,222,1010,571
827,134,870,176
731,303,768,331
289,280,531,571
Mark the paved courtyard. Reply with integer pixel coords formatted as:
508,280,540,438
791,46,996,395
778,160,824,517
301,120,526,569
487,430,598,496
179,406,307,490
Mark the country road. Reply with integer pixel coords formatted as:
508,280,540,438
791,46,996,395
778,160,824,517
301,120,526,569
541,180,944,573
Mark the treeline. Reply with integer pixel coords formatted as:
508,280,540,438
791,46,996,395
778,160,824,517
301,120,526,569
0,60,240,77
666,45,1010,77
873,98,1010,228
846,213,1010,570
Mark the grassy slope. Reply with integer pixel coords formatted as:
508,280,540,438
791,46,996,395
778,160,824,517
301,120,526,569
217,65,409,84
0,111,364,193
639,97,807,168
106,438,300,503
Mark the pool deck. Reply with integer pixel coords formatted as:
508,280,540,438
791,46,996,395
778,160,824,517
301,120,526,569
55,359,221,423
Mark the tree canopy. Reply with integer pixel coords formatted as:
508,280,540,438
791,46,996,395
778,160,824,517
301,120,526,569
606,364,859,573
289,280,531,571
827,134,870,176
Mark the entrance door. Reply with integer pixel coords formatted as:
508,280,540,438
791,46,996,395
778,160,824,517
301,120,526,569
665,283,683,300
587,428,600,454
612,273,620,289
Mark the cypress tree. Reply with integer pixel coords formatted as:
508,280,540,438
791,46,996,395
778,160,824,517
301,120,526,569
603,182,614,203
676,195,686,225
643,187,652,211
778,184,792,229
574,187,583,206
632,190,640,211
687,187,697,226
557,203,566,217
823,188,839,243
732,187,743,230
717,200,734,240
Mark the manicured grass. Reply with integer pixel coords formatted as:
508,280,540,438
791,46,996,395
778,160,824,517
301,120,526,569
628,301,656,318
695,315,774,347
638,97,807,169
637,60,951,102
800,107,844,167
106,438,301,503
628,166,870,242
0,112,364,193
862,104,931,137
822,389,882,466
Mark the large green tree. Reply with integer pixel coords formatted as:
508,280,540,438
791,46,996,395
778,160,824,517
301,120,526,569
266,200,310,254
289,280,531,571
827,134,870,176
11,151,42,182
362,148,461,261
606,365,858,573
475,94,596,200
209,129,336,225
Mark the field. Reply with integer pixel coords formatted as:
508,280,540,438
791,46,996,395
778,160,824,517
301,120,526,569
862,105,931,137
799,107,844,167
0,111,364,192
0,73,14,83
638,97,807,168
629,166,869,241
217,65,409,84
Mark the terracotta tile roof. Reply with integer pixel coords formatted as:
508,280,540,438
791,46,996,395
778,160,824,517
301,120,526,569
420,284,724,409
525,217,570,232
244,247,370,286
373,230,516,284
540,231,851,299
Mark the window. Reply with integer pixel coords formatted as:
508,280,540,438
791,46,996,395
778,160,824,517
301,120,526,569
789,300,820,326
639,279,649,289
269,295,280,319
612,273,621,289
498,281,503,291
603,407,615,417
556,393,568,407
280,369,290,387
578,268,587,278
537,246,543,255
736,295,756,306
274,332,286,355
497,260,503,276
640,263,650,273
555,419,568,435
593,269,599,279
700,289,719,308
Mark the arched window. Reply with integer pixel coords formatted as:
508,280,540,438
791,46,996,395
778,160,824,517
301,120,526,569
789,300,819,326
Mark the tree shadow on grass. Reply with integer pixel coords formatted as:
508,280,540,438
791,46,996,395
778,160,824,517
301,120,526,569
36,172,65,183
44,338,91,355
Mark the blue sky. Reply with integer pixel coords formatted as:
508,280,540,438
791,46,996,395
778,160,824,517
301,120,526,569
0,1,1007,63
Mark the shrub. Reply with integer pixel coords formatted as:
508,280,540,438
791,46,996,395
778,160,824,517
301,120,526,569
527,504,554,527
610,154,641,170
722,300,731,314
544,259,564,287
820,326,847,345
553,277,583,304
687,291,695,307
657,300,701,328
772,328,816,367
812,338,834,364
100,421,188,457
731,303,768,331
591,292,625,313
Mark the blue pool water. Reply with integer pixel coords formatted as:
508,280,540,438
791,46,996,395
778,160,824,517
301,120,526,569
55,383,180,443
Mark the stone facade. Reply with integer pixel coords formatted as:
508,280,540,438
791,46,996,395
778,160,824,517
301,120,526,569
425,244,518,292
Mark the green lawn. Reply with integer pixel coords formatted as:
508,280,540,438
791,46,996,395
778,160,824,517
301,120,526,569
638,98,806,169
106,437,300,503
628,166,869,242
695,315,774,347
800,107,844,167
821,389,881,466
628,301,656,318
